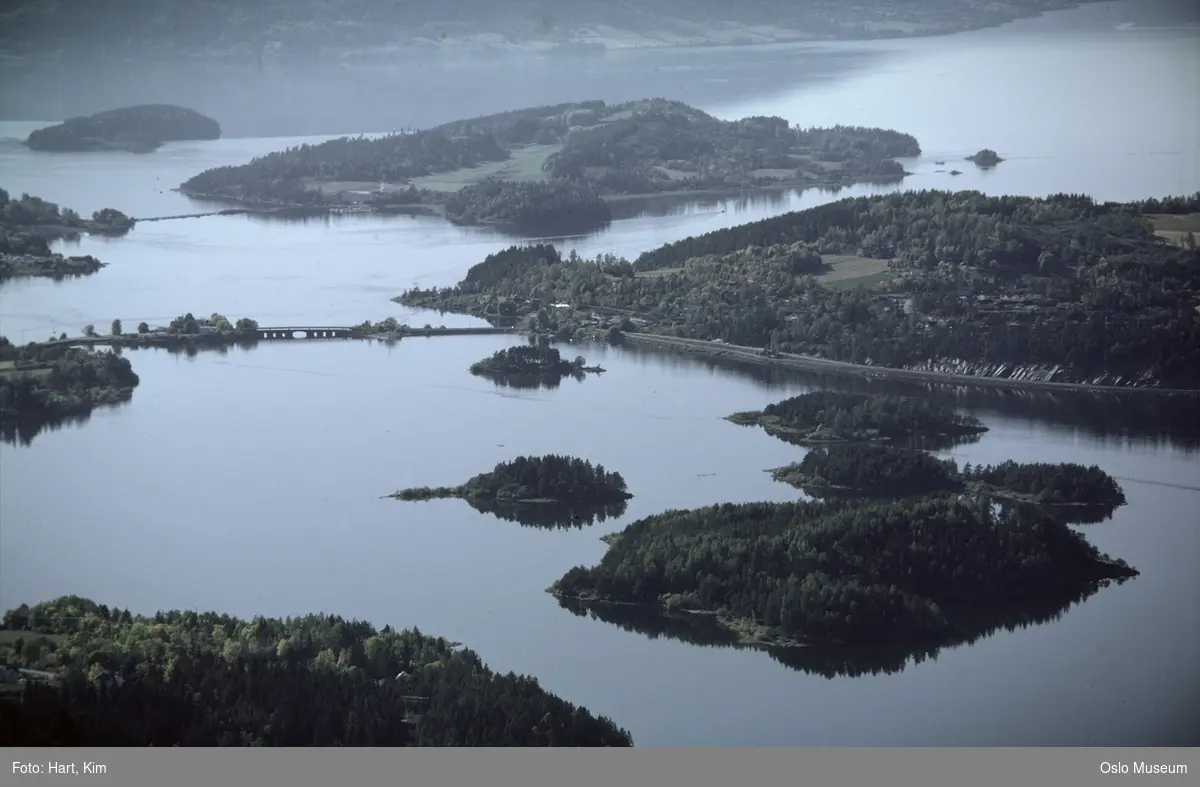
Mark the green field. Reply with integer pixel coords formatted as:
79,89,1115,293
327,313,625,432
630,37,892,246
409,144,561,192
816,255,894,289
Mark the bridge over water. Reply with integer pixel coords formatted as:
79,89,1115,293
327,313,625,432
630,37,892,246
251,326,519,340
36,325,521,349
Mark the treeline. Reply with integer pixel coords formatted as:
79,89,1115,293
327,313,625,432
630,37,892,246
1,188,133,256
552,496,1136,646
773,443,960,496
392,455,631,508
729,390,987,445
0,596,632,746
470,346,585,378
0,339,140,421
771,444,1127,510
543,100,917,195
396,191,1200,387
964,460,1127,506
179,132,509,204
443,178,611,231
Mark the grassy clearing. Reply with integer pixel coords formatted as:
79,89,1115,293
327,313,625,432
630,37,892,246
816,255,893,288
0,630,65,645
1146,213,1200,248
409,144,561,192
634,267,685,279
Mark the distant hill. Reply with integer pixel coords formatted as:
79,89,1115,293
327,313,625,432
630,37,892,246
25,105,221,153
0,1,1104,62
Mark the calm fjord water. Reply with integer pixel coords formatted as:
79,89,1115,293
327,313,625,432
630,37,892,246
1,3,1198,745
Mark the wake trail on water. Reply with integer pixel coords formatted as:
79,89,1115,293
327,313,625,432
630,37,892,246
210,360,339,377
1112,476,1200,493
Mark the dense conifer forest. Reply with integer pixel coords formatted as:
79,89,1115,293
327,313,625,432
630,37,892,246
727,390,988,446
769,444,1127,513
389,454,632,511
400,191,1200,388
552,496,1136,646
0,597,632,746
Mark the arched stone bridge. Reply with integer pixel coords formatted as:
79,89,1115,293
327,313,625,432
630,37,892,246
252,326,520,341
255,327,359,340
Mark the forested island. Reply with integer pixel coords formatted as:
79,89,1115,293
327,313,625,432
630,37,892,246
25,105,221,153
178,99,917,230
470,345,604,388
389,455,632,529
0,596,632,746
0,338,140,425
1,188,133,279
551,496,1137,648
770,443,1127,512
727,390,988,447
966,149,1003,168
398,191,1200,390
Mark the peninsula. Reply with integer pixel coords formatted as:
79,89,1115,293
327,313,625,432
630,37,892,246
0,596,632,746
178,99,918,230
397,190,1200,391
388,454,632,514
1,188,133,279
25,105,221,153
769,443,1127,511
727,390,988,447
0,337,140,423
551,496,1137,648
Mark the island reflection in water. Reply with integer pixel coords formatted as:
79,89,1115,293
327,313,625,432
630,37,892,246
465,497,629,530
556,579,1127,680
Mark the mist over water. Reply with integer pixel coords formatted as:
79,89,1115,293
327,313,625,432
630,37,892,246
1,0,1198,746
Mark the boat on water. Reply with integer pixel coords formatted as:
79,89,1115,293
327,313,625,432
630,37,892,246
329,205,374,215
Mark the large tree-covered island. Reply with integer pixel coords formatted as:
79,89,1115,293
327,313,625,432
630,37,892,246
388,455,633,529
551,496,1137,648
728,390,988,447
0,596,632,746
178,99,918,230
25,105,221,154
770,443,1127,511
398,190,1200,391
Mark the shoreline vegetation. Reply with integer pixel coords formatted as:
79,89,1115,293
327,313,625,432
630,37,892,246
388,455,632,529
0,2,1113,66
0,337,140,424
470,343,605,389
177,98,918,231
550,495,1138,651
768,443,1127,512
397,191,1200,392
0,596,632,746
726,390,988,448
24,105,221,154
1,189,134,281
